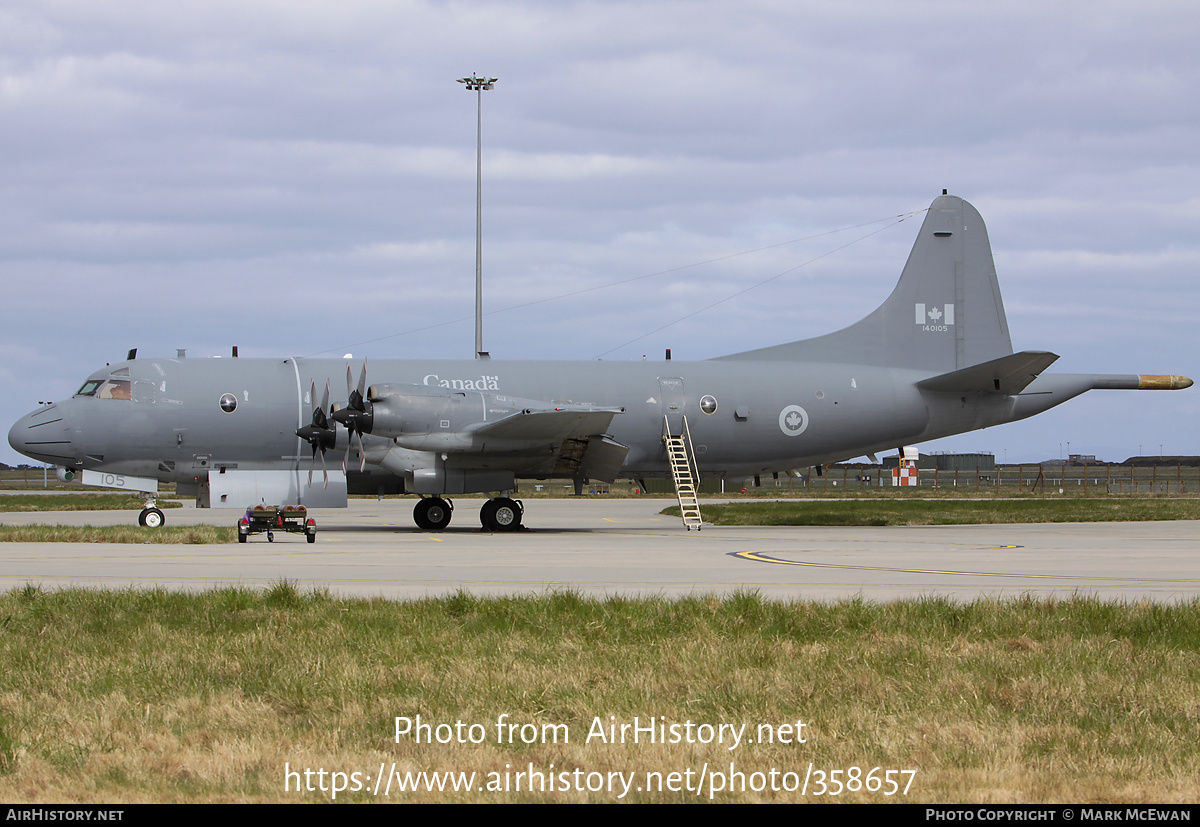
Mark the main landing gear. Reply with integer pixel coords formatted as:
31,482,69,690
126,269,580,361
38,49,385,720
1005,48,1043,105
413,496,453,531
480,497,522,532
410,496,524,532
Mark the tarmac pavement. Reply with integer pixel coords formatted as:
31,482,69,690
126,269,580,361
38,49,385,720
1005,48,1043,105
1,498,1197,601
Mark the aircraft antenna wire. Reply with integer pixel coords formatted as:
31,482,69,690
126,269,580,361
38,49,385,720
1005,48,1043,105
302,209,926,358
593,211,924,359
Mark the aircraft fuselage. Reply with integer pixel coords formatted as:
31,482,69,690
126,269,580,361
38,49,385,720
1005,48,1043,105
13,355,950,484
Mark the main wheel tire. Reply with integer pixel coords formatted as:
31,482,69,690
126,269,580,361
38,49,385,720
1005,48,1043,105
139,507,166,528
414,497,452,531
482,497,522,532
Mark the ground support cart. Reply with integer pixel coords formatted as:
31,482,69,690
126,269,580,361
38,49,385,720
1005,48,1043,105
237,504,317,543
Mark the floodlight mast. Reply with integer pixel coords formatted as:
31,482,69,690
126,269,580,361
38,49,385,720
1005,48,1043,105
457,74,497,360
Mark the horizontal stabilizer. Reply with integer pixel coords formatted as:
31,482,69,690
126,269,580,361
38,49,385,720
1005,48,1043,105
917,351,1059,395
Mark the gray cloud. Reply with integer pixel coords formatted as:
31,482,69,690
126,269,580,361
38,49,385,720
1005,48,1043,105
3,0,1197,465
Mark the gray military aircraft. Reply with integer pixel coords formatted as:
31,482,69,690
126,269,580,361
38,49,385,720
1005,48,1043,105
8,194,1192,531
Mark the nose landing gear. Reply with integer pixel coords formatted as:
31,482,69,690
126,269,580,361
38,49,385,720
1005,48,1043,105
137,495,165,527
138,505,166,527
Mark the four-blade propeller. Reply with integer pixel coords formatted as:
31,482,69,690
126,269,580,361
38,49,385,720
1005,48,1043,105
294,381,335,488
329,362,373,473
294,363,378,480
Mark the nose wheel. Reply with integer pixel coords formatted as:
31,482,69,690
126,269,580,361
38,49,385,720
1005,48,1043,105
138,506,165,527
480,497,523,532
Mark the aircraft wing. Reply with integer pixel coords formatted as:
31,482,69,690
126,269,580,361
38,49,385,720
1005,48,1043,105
917,351,1060,395
468,407,622,445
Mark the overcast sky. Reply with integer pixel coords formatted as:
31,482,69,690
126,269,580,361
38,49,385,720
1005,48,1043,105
3,0,1197,467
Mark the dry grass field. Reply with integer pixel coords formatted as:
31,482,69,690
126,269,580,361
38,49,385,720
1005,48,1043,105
1,587,1197,803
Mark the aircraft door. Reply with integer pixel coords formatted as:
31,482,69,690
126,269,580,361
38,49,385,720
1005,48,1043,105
658,377,686,437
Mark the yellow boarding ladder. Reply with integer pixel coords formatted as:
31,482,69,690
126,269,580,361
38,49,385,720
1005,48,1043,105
664,415,703,530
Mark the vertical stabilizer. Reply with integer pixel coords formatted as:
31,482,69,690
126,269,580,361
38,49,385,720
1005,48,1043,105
717,195,1013,372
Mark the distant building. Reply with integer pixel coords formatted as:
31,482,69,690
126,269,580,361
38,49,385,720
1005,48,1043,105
931,452,995,472
882,451,996,472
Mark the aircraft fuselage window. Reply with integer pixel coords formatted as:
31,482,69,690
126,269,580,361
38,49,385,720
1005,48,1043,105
219,393,238,413
76,380,103,397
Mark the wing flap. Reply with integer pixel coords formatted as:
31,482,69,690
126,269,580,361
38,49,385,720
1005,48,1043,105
551,434,629,482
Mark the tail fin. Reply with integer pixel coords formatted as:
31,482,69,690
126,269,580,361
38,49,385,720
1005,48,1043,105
717,194,1013,372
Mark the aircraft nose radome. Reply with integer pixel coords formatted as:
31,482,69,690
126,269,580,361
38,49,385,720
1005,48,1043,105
7,413,34,454
7,419,21,454
8,407,72,463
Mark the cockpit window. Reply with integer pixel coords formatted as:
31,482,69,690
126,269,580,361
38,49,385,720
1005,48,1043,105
76,378,132,399
98,380,132,399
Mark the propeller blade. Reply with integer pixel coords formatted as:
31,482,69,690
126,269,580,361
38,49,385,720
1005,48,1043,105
321,379,332,490
354,429,366,473
330,363,373,473
331,362,373,439
298,379,337,487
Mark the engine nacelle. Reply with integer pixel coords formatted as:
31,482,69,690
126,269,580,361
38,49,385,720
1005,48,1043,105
366,384,539,446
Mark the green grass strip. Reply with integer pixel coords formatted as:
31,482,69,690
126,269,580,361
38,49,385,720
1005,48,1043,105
666,498,1200,526
0,494,182,512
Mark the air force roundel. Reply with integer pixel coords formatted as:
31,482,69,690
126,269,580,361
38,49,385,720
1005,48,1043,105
778,405,809,436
